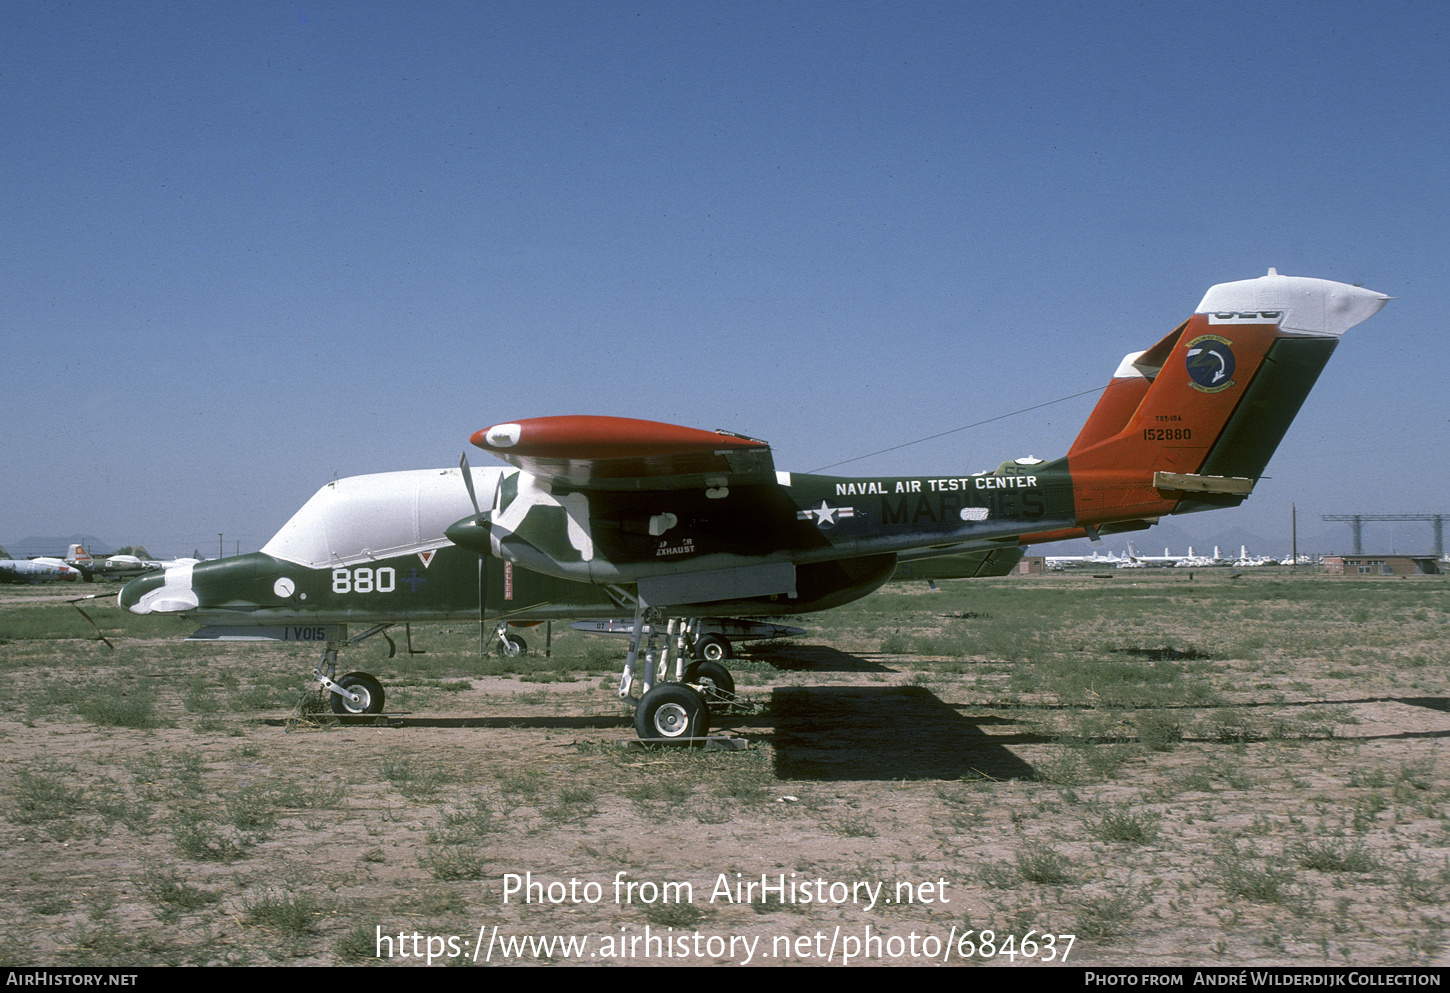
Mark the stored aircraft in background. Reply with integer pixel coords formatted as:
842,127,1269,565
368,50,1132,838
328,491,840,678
66,545,205,582
0,546,82,583
1045,550,1131,570
122,271,1387,741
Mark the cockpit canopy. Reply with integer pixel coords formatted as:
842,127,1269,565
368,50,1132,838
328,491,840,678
260,467,505,568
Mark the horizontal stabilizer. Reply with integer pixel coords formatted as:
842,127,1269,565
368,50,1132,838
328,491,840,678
1152,472,1255,495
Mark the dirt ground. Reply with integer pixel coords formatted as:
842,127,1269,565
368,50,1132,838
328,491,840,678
0,572,1447,968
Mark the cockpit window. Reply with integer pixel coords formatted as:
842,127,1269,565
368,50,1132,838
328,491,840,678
260,468,501,568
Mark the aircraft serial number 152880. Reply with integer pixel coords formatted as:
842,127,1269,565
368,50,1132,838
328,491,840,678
121,271,1387,741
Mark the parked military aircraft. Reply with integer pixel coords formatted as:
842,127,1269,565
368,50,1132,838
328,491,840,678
0,546,82,583
1045,550,1130,570
121,271,1386,741
445,271,1387,737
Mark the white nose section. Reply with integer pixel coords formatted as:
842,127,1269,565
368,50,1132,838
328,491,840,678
133,562,199,614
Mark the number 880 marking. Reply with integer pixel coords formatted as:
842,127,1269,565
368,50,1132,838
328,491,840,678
332,567,396,594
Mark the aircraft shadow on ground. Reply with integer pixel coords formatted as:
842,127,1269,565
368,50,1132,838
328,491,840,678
744,644,894,673
275,715,633,731
767,685,1038,781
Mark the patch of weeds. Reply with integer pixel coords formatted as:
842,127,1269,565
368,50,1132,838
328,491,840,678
434,799,499,840
542,786,598,825
825,809,878,838
641,901,703,927
1076,883,1153,940
879,632,910,654
1349,766,1389,789
382,756,450,799
243,888,325,936
75,682,164,729
171,808,252,862
583,642,626,669
1016,842,1075,884
1212,846,1298,905
139,865,221,922
66,923,174,966
498,768,544,801
1136,711,1182,752
83,889,118,921
223,784,280,834
182,678,221,714
421,845,488,880
336,921,379,962
397,888,469,916
1089,804,1160,844
1288,839,1382,873
711,751,773,808
170,751,208,797
1209,709,1254,743
976,860,1019,889
1351,793,1388,832
1394,862,1445,905
625,777,693,812
1034,745,1084,785
30,891,72,915
1081,742,1136,779
9,763,86,828
1395,759,1435,792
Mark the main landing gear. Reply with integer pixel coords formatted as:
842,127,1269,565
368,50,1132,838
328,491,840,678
620,612,740,744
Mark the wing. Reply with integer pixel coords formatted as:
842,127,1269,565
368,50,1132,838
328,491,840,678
471,416,776,492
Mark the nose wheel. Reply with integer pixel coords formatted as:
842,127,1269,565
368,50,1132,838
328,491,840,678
328,671,386,715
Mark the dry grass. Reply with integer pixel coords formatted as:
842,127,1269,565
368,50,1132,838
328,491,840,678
0,571,1446,966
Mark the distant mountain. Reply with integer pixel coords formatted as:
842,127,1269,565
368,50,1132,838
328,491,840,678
5,535,116,559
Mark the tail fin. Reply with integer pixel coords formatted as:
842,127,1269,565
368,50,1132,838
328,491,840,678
68,544,93,565
1064,271,1387,523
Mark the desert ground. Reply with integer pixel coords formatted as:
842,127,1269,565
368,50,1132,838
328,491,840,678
0,568,1446,968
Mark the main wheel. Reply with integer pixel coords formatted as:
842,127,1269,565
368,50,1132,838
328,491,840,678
693,634,732,662
683,659,735,704
501,633,527,657
330,672,386,715
634,683,710,742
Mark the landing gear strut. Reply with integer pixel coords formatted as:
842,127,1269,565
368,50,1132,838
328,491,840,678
312,624,392,715
617,608,738,743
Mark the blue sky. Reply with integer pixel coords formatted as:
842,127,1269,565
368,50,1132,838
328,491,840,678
4,2,1445,557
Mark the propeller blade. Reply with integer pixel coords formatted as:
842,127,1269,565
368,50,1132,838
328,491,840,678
459,452,481,516
478,471,503,657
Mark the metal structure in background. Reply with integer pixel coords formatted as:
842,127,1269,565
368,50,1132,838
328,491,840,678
1322,514,1446,556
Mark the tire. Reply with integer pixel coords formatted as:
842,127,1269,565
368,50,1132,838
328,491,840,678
501,633,527,657
634,683,710,742
683,659,735,704
330,672,386,715
693,634,732,662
